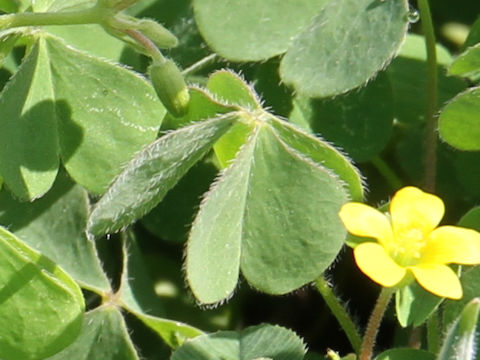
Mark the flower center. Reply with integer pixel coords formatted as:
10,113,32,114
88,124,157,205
390,227,426,266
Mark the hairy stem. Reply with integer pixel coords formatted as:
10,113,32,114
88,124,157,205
427,312,441,354
417,0,438,192
316,277,362,354
182,53,218,76
359,287,394,360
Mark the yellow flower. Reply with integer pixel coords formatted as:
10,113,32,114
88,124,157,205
339,186,480,299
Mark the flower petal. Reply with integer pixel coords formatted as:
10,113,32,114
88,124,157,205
390,187,444,236
354,242,406,287
422,226,480,265
339,203,393,246
410,263,462,299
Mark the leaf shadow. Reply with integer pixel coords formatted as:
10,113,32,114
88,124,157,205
0,99,83,198
0,252,83,359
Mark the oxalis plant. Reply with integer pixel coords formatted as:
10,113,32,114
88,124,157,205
0,0,480,359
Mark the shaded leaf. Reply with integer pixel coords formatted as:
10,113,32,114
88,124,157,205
141,159,218,243
47,307,139,360
118,231,204,349
387,34,466,124
290,74,394,162
375,348,434,360
0,37,59,200
438,86,480,151
0,171,110,293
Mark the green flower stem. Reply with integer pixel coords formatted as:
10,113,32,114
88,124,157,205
371,156,403,191
359,287,394,360
427,312,441,354
0,6,106,30
182,53,218,76
417,0,438,192
315,277,362,354
123,28,165,63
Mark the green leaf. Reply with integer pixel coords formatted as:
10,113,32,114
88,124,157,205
132,312,204,350
141,159,218,243
163,86,235,130
0,226,84,360
47,307,139,360
187,124,349,304
207,70,261,110
267,116,364,201
387,34,466,124
0,37,59,200
449,43,480,76
44,34,165,193
45,24,127,61
280,0,409,97
45,0,96,11
118,230,164,315
0,0,18,12
0,32,20,67
193,0,329,61
375,348,434,360
290,74,394,162
453,152,480,199
438,86,480,151
443,267,480,329
395,281,443,327
0,171,110,293
118,231,204,349
171,324,306,360
87,115,237,236
438,298,480,360
463,17,480,49
458,206,480,231
206,70,259,167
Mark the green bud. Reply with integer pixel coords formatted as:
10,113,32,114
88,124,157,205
149,60,190,117
138,19,178,49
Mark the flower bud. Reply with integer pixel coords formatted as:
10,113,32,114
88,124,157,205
137,19,178,49
149,59,190,117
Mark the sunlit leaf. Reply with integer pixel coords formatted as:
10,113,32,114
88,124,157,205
171,324,306,360
0,227,84,360
280,0,409,97
193,0,329,61
88,115,237,236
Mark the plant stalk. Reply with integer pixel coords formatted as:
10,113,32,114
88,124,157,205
417,0,438,192
0,6,105,30
359,287,394,360
427,312,441,354
316,277,363,354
